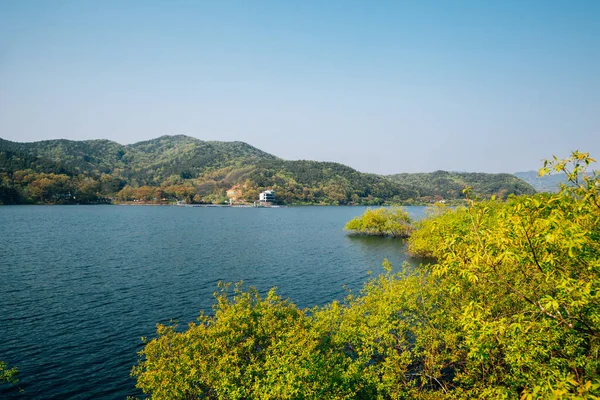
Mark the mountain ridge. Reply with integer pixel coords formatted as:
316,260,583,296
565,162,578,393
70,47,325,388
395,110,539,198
0,135,536,205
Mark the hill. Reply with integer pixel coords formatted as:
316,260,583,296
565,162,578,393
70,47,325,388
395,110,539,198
0,135,535,205
387,170,536,201
0,135,277,182
514,170,570,193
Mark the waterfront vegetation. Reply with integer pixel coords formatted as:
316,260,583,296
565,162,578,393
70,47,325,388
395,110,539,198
0,136,535,205
344,207,412,237
132,152,600,399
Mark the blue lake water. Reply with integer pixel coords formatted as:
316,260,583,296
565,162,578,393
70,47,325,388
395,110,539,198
0,205,427,399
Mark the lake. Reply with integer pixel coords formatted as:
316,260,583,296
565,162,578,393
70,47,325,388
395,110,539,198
0,205,427,399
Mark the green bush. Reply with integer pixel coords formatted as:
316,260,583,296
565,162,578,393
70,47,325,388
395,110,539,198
344,207,412,237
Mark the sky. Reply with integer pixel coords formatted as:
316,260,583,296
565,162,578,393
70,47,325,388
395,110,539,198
0,0,598,174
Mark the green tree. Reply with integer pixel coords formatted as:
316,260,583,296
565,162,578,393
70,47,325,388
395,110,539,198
408,151,600,397
133,283,353,399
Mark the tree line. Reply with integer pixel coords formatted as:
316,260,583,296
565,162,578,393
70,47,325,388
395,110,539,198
1,135,536,205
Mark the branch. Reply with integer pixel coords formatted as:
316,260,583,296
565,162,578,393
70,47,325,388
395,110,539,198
519,218,544,275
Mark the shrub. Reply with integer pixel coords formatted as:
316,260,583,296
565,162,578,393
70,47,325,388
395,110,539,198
344,207,412,237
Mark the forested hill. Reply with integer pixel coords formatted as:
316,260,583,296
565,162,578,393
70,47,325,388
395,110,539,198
0,135,535,205
387,170,536,201
0,135,277,182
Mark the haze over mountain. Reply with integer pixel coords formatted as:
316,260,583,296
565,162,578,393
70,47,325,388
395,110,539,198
513,170,597,193
1,135,535,205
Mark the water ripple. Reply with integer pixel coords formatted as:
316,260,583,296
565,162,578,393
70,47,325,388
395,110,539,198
0,205,427,399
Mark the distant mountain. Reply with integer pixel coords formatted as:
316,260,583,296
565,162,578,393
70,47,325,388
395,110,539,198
513,170,568,193
0,135,535,205
387,170,536,200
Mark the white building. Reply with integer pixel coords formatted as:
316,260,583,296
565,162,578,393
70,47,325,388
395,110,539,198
259,190,275,202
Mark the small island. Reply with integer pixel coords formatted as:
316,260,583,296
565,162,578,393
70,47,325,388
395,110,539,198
344,207,412,237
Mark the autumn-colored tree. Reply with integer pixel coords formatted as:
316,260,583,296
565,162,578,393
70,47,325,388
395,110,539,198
26,173,72,202
74,176,100,202
117,185,136,201
136,186,155,201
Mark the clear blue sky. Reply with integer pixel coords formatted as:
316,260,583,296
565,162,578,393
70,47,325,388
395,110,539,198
1,0,598,174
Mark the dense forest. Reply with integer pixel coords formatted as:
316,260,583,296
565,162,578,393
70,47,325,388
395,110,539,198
388,170,536,201
132,152,599,399
1,135,535,205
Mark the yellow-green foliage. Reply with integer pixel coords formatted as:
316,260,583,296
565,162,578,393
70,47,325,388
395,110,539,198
0,361,18,385
133,267,463,400
409,151,600,397
344,207,412,237
133,152,600,399
132,283,357,400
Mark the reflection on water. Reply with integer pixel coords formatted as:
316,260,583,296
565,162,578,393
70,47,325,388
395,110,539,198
345,235,432,270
